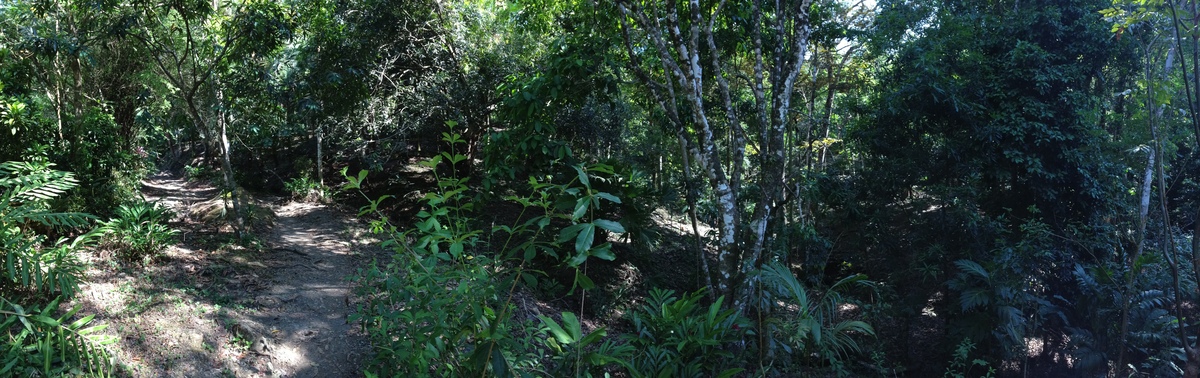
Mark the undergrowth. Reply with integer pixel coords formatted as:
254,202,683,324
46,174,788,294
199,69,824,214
346,122,879,377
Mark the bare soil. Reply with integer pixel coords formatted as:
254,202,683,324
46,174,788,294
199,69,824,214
74,172,380,377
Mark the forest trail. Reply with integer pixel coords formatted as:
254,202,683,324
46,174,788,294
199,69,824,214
78,172,376,377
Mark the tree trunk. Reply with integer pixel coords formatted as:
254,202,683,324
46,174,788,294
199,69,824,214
316,121,325,188
185,95,245,238
679,135,715,298
218,108,246,238
617,0,816,305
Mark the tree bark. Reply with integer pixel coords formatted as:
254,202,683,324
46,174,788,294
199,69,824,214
617,0,815,304
679,135,716,298
218,107,246,238
316,121,325,188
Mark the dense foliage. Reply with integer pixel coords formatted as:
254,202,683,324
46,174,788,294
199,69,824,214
5,0,1200,375
0,161,115,376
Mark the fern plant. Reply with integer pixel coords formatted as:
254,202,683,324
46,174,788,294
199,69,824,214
0,161,94,297
623,288,748,378
756,262,876,373
0,161,115,376
1,297,115,377
92,200,178,263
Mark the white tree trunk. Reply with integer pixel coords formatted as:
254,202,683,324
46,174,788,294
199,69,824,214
218,106,246,238
316,121,325,188
618,0,815,303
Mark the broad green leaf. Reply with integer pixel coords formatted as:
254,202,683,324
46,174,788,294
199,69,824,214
31,315,58,326
595,192,621,204
575,223,595,254
572,165,589,188
575,271,595,290
557,223,586,243
538,315,573,344
593,219,625,233
561,312,583,340
571,197,588,221
591,244,615,261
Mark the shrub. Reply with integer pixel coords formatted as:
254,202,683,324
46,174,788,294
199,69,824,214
943,338,995,378
283,175,326,201
92,200,178,263
623,288,749,378
535,310,647,377
756,262,876,374
348,124,535,376
183,164,217,182
1,298,115,377
0,161,94,298
348,122,630,377
0,161,115,376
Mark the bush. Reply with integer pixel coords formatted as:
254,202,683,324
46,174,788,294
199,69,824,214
756,262,876,374
283,175,327,201
183,164,218,182
0,100,148,218
0,161,94,299
92,200,178,263
0,161,115,376
348,123,631,377
623,288,748,378
536,311,633,377
349,125,532,376
943,338,995,378
1,298,115,377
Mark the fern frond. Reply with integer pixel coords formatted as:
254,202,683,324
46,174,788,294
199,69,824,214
18,212,95,228
954,259,991,280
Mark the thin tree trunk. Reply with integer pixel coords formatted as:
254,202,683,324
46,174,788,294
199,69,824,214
218,107,246,238
316,121,325,188
737,0,814,313
186,94,245,238
1119,141,1155,376
617,0,816,305
679,135,715,299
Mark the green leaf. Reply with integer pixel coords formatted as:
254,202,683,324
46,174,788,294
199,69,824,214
575,272,595,290
492,347,511,378
538,315,573,344
579,327,606,346
591,244,615,261
575,223,595,254
31,315,59,326
572,165,589,188
595,191,621,204
593,219,625,233
954,260,990,280
568,253,588,267
561,312,583,341
571,197,588,221
557,223,586,243
521,272,537,287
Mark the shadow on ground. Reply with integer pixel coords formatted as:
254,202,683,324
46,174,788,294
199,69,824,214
74,173,378,377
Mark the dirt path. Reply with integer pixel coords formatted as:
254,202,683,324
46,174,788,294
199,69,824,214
77,173,376,377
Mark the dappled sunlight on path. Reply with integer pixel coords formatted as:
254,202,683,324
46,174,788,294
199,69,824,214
76,173,375,377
